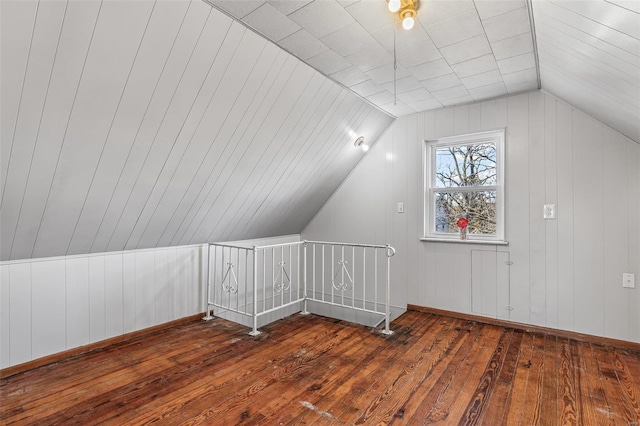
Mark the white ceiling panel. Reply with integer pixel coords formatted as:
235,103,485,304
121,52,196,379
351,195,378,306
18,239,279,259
243,3,301,41
491,32,535,60
439,34,492,65
268,0,313,15
474,0,526,20
0,0,393,260
320,22,378,57
203,0,539,116
425,10,485,48
287,0,355,38
278,28,329,60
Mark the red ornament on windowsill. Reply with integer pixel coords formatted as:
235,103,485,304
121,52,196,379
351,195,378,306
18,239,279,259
457,216,469,240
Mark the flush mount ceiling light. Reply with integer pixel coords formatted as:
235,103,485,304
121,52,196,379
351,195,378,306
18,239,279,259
387,0,418,30
354,136,369,152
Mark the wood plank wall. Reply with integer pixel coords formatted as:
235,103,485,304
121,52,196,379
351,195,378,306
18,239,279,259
0,245,203,369
0,234,302,369
303,90,640,344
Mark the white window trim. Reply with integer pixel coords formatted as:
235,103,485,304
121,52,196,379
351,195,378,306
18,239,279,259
422,129,507,244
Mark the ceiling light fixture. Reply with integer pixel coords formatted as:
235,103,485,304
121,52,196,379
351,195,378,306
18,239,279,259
354,136,369,152
387,0,418,30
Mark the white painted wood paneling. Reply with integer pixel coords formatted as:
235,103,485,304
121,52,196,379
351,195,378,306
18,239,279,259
1,0,393,261
303,91,640,343
9,263,31,365
89,256,106,343
31,260,66,359
104,254,123,339
65,257,89,349
1,265,10,368
0,244,203,368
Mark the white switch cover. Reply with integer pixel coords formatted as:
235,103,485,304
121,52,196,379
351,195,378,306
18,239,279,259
623,273,635,288
543,204,556,219
397,202,404,213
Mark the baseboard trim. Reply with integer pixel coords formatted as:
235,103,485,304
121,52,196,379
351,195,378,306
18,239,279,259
407,304,640,352
0,313,204,379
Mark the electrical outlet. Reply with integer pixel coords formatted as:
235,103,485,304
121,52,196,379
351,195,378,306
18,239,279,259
623,273,635,288
397,202,404,213
543,204,556,219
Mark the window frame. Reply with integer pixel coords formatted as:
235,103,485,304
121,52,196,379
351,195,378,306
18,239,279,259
422,129,507,244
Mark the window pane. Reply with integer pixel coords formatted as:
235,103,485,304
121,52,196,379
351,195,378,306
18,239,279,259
434,143,496,188
435,191,497,235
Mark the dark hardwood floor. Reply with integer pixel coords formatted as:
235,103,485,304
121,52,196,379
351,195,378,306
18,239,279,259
1,310,639,425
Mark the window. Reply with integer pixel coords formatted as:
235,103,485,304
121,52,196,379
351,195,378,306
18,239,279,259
423,129,506,243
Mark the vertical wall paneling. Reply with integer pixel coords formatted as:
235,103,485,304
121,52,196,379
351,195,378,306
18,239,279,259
544,96,559,328
0,265,9,367
505,94,530,324
528,92,546,326
496,251,511,320
89,256,106,343
8,263,31,365
572,111,605,336
65,257,89,349
556,101,574,331
134,250,155,330
627,140,640,342
154,249,170,326
302,91,640,343
122,251,136,334
0,244,204,368
602,129,630,340
104,254,124,339
31,260,66,359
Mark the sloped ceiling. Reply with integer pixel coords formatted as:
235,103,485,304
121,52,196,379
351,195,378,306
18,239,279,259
0,0,394,260
532,0,640,142
211,0,639,142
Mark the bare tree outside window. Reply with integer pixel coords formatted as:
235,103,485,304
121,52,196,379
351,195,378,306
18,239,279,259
433,143,497,235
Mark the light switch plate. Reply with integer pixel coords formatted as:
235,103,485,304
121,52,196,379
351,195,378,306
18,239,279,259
623,273,635,288
397,202,404,213
543,204,556,219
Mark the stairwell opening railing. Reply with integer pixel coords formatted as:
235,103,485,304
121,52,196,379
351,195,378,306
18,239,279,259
204,240,395,335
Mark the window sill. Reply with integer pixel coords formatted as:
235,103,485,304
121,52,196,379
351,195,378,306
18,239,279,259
420,237,509,246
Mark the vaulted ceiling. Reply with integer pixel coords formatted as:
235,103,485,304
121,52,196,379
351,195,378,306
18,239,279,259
211,0,639,142
1,0,638,261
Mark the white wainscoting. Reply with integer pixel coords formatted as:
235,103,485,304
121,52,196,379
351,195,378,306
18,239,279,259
303,90,640,344
1,234,302,369
0,245,203,369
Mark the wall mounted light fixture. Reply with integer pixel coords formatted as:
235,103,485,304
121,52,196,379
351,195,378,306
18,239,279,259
387,0,418,30
354,136,369,152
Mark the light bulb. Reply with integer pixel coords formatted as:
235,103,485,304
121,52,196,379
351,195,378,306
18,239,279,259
388,0,401,13
402,16,414,30
362,144,370,152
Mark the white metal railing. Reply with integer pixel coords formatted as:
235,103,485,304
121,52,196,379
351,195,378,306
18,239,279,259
204,240,395,335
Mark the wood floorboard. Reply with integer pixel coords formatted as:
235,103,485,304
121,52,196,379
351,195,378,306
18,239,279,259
1,311,639,425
